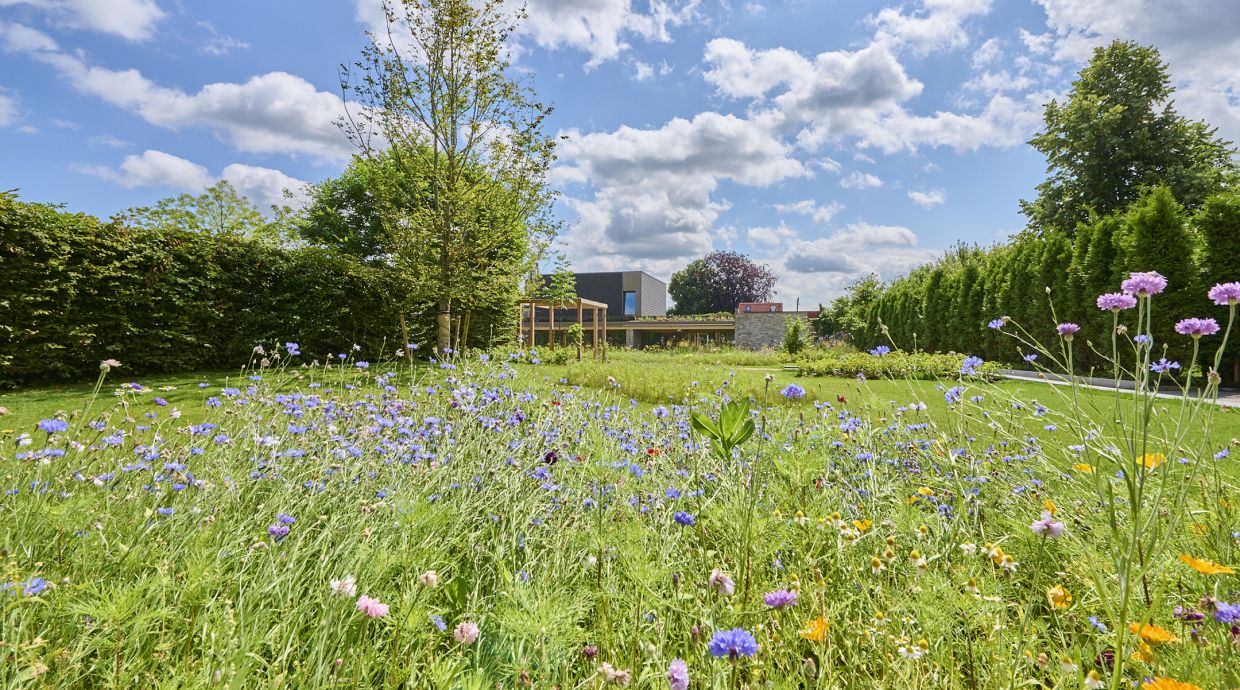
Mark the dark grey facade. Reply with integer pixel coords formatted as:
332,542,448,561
542,271,667,318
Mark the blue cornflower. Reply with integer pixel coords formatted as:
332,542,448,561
157,507,174,516
673,511,695,526
1151,358,1180,374
869,345,891,356
945,386,966,404
355,361,369,369
430,614,447,631
708,628,759,659
1088,616,1108,633
987,318,1006,329
285,342,301,356
960,356,984,376
781,384,805,400
276,513,296,524
268,524,290,542
37,419,68,434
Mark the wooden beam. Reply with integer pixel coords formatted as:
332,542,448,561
576,299,584,362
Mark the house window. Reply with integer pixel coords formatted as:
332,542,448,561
770,305,777,312
743,305,752,312
623,291,637,316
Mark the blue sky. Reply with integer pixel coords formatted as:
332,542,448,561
1,0,1237,305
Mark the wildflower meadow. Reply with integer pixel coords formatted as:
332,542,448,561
1,274,1238,689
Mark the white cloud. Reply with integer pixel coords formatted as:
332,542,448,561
0,90,17,126
356,0,699,69
702,37,812,100
871,0,993,55
23,45,351,160
840,171,883,189
746,222,798,247
0,20,58,51
773,221,940,304
835,222,918,246
1033,0,1240,140
0,0,165,41
79,149,213,190
633,61,654,81
220,164,311,210
79,150,310,210
773,199,844,224
908,189,947,207
555,111,807,265
972,37,1002,67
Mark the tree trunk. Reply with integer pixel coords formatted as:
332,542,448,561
462,310,472,352
399,312,410,356
436,296,451,356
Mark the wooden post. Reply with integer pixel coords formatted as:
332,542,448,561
529,303,536,349
601,308,607,361
399,312,410,357
576,299,584,362
591,306,598,359
548,303,555,350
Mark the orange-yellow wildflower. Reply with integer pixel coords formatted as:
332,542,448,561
1178,554,1235,575
1141,678,1203,690
1129,622,1178,644
1137,452,1166,469
799,617,829,642
1046,584,1072,609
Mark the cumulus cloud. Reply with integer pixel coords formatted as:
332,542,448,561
0,0,165,41
1032,0,1240,141
356,0,699,69
773,199,843,224
840,171,883,189
78,149,213,190
79,149,310,210
746,222,798,247
871,0,993,55
555,111,807,265
772,221,941,304
8,31,352,160
908,189,946,207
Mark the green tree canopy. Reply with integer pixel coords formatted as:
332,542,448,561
1021,40,1237,235
123,180,294,244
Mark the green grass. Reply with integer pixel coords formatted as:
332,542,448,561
2,350,1238,687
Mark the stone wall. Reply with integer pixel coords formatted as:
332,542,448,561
734,311,812,350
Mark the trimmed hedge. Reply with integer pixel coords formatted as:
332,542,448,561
796,350,1002,381
1,195,415,386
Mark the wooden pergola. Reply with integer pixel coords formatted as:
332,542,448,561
520,297,608,361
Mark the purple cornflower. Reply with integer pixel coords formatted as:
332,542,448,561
988,318,1006,329
667,658,689,690
285,342,300,356
781,384,805,400
276,513,296,525
1056,323,1080,339
430,614,447,631
673,512,695,526
945,386,965,404
1175,318,1220,338
1096,293,1137,312
960,356,984,376
1209,282,1240,306
1088,616,1109,633
268,524,290,542
1214,602,1240,624
1030,510,1065,538
1121,271,1167,297
1173,606,1205,623
1134,334,1153,345
763,589,798,608
869,345,892,356
1023,353,1038,363
1151,358,1181,374
355,361,369,369
37,419,68,434
708,628,759,659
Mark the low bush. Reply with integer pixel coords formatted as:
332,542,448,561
797,349,1002,380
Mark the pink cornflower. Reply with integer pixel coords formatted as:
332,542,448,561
1121,271,1167,297
1030,510,1065,538
1208,282,1240,306
1056,323,1080,339
330,575,357,598
709,568,735,596
355,595,389,618
667,658,689,690
454,621,480,645
1175,317,1221,338
1096,293,1137,312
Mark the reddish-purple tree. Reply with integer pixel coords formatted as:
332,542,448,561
669,251,777,314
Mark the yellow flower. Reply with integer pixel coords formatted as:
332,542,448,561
799,616,829,642
1073,463,1095,473
1046,584,1072,609
917,486,934,497
1129,622,1178,644
1043,499,1057,515
852,519,871,532
1141,678,1203,690
1131,640,1154,663
1136,452,1166,469
1178,554,1235,575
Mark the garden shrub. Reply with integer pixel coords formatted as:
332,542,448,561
796,350,1002,381
0,194,414,386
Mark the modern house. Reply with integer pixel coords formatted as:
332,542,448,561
543,270,668,318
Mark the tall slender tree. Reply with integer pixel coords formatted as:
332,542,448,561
339,0,558,355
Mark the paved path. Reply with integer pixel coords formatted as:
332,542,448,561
997,369,1240,409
